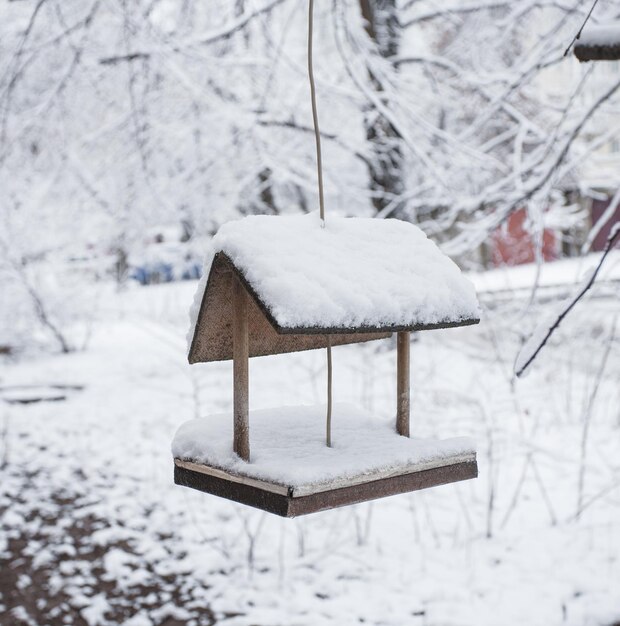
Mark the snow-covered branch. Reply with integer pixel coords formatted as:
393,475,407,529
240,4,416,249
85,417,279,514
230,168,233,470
514,224,620,377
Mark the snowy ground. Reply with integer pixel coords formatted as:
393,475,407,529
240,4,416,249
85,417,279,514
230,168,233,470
1,264,619,626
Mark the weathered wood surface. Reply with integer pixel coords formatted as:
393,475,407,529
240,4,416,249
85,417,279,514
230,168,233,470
188,253,479,363
174,459,478,518
175,453,474,497
575,42,620,62
396,331,410,437
233,275,250,462
175,459,290,495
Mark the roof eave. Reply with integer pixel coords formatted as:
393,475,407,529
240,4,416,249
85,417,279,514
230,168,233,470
574,43,620,62
187,251,481,364
271,317,480,335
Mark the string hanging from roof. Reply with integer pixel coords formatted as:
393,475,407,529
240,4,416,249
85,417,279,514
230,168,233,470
307,0,333,447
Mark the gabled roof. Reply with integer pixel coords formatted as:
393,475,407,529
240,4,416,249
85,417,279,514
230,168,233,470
575,24,620,61
188,214,480,363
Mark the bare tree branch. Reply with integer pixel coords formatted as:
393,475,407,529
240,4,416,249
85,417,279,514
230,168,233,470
563,0,600,56
515,225,620,378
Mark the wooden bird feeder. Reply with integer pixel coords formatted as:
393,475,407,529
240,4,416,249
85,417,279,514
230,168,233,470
574,24,620,61
172,214,481,517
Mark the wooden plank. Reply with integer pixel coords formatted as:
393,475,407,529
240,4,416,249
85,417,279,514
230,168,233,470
174,459,290,496
174,464,290,516
289,460,477,517
289,453,474,497
233,275,250,461
574,42,620,62
175,452,476,499
174,459,478,518
396,331,410,437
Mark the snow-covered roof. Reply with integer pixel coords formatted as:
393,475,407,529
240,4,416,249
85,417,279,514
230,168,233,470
188,213,480,363
575,24,620,61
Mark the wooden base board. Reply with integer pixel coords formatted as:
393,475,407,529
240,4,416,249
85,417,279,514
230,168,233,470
174,459,478,517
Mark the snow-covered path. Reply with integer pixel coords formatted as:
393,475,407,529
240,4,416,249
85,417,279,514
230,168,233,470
1,280,619,625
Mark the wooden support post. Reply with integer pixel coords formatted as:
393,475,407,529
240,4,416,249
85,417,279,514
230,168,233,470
233,275,250,461
396,331,410,437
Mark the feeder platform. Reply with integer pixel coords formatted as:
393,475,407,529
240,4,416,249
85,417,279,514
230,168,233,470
172,404,477,517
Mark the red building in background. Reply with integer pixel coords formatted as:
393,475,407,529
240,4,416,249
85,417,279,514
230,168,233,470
490,197,619,267
591,197,620,251
491,208,558,267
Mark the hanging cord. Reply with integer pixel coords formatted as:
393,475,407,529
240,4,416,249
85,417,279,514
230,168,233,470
308,0,325,224
307,0,332,447
326,335,333,447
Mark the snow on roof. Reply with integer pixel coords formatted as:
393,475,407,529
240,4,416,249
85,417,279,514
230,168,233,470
579,24,620,47
172,404,476,490
188,213,480,346
575,24,620,61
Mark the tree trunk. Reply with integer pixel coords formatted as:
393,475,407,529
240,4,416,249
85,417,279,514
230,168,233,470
359,0,405,217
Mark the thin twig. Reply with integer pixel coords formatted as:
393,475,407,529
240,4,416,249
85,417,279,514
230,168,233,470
564,0,600,56
1,409,10,470
197,0,286,46
516,225,620,377
9,260,71,354
576,317,616,520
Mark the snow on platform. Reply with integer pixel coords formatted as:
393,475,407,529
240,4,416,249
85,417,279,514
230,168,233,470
172,404,475,494
188,213,480,341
